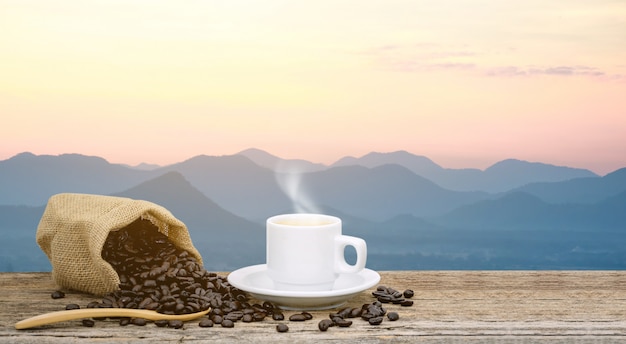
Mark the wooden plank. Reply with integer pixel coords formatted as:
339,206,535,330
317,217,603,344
1,271,625,343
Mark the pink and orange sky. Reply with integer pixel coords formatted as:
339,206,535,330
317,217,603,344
1,0,625,175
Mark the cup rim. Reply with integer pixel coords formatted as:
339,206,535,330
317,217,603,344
267,213,340,227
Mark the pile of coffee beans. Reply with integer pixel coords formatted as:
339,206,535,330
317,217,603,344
64,218,280,328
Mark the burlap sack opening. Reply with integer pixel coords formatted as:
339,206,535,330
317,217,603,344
36,193,203,296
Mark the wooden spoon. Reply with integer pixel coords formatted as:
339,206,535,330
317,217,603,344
15,308,210,330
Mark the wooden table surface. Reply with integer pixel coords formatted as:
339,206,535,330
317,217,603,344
1,271,625,343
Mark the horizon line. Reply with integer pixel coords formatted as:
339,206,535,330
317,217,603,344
3,149,622,177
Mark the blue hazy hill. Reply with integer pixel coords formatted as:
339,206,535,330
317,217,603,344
1,150,625,271
0,152,158,206
510,168,626,204
295,164,488,221
331,151,598,193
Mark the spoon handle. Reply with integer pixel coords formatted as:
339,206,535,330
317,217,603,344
15,308,210,330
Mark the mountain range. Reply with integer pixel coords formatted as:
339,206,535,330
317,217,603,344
1,149,624,272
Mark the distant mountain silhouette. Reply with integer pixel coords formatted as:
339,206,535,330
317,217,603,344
294,164,488,221
510,168,626,204
332,151,598,193
237,148,326,173
156,154,293,221
122,162,162,170
0,152,158,206
482,159,599,192
333,150,445,177
431,191,626,232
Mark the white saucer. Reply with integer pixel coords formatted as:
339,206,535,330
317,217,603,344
227,264,380,310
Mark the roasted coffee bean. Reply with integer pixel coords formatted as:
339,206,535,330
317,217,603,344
334,318,353,327
262,301,274,311
131,318,147,326
82,319,95,327
361,313,375,320
391,298,405,304
301,312,313,320
221,319,235,328
252,312,266,321
225,312,243,321
242,314,253,322
377,295,393,303
403,289,414,298
318,319,333,331
276,323,289,332
288,313,307,322
272,312,285,321
331,315,344,324
387,312,400,321
400,300,414,307
168,320,184,329
199,318,214,327
65,304,80,310
154,320,168,327
51,290,65,299
138,297,153,309
86,301,99,308
368,316,384,325
337,307,352,318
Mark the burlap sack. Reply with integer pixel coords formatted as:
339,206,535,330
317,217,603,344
36,193,203,296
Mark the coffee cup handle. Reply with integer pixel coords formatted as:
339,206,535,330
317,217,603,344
334,235,367,274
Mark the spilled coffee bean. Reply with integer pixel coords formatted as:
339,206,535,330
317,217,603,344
318,319,334,331
221,319,235,328
82,319,95,327
168,320,184,329
51,290,65,299
387,312,400,321
131,318,147,326
154,319,168,327
334,318,353,327
198,318,214,327
65,304,80,311
368,316,383,325
288,313,308,322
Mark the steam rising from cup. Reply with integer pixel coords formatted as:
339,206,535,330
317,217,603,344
274,160,321,214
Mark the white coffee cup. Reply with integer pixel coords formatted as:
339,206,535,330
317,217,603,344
266,213,367,291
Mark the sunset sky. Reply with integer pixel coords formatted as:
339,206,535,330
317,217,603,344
1,0,625,175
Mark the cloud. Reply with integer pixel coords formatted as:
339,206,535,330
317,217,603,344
359,43,624,81
486,65,618,79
